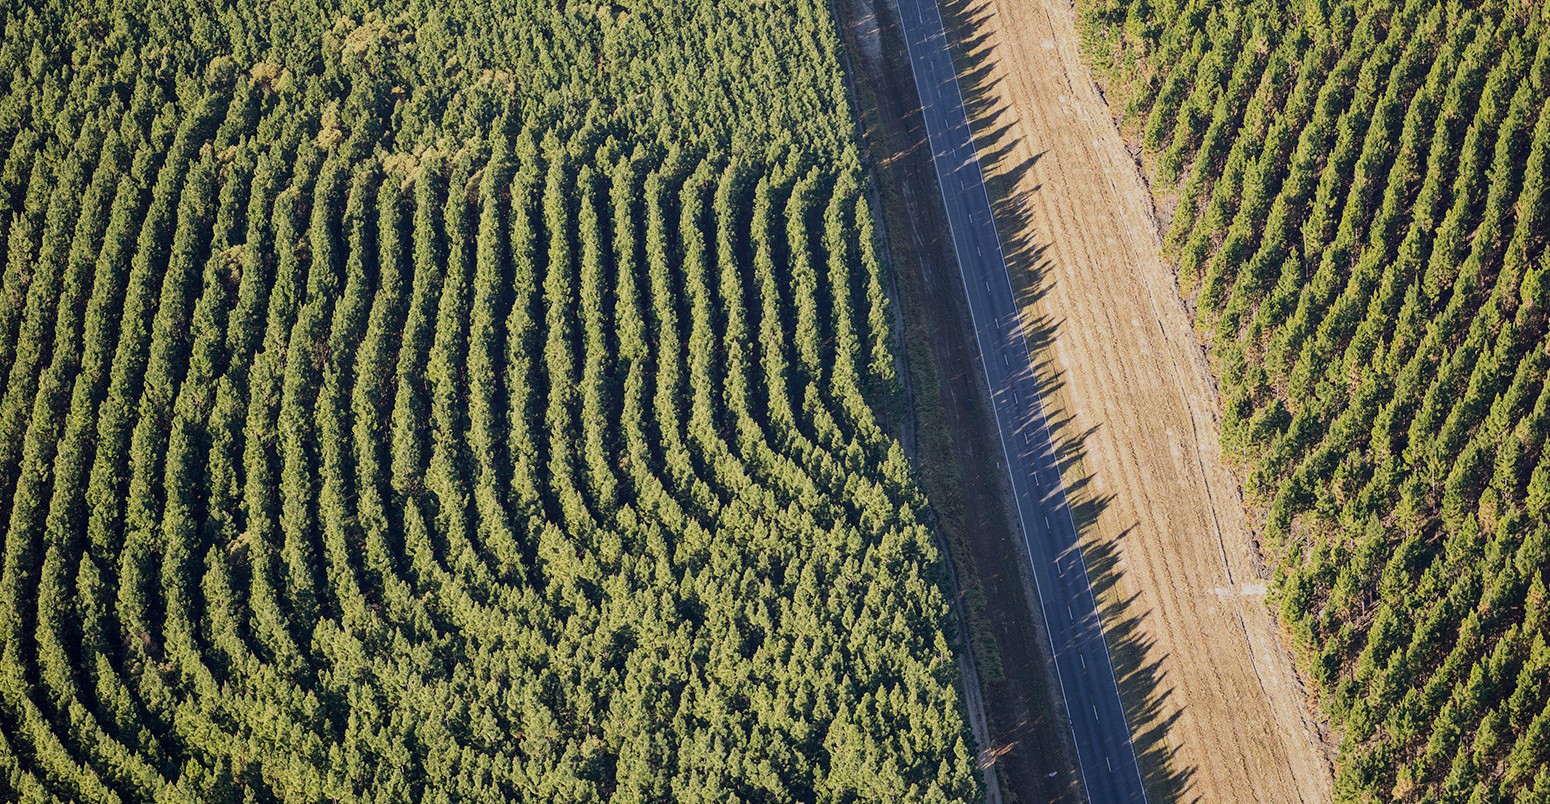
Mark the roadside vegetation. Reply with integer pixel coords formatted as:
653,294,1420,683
0,0,981,799
1079,0,1550,798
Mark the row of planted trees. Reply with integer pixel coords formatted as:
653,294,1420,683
1081,0,1550,798
0,0,980,800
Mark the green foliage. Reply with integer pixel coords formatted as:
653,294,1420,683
0,0,972,800
1080,0,1550,798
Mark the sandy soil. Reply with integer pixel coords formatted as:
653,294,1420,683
932,0,1338,799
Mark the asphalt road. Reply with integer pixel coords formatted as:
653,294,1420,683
891,0,1148,800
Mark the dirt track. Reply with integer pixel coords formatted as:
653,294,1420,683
934,0,1337,799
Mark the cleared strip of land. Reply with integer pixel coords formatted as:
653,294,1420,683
930,0,1337,799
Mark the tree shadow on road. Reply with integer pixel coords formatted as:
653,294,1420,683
935,0,1198,799
1008,311,1196,803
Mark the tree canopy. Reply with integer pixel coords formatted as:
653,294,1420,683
1080,0,1550,797
0,0,979,800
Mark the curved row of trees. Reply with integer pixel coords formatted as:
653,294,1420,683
1081,0,1550,798
0,0,979,800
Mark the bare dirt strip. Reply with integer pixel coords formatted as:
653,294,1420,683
928,0,1339,800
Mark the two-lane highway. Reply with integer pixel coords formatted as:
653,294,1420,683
891,0,1148,799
